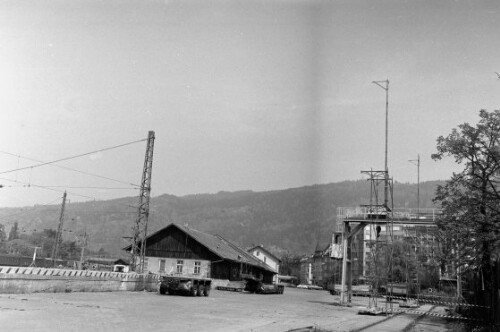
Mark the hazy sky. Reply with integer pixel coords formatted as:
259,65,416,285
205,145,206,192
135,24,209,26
0,0,499,207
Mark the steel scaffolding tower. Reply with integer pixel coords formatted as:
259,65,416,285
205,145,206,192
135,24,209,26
130,131,155,273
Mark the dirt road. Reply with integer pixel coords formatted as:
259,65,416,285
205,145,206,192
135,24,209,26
0,288,452,331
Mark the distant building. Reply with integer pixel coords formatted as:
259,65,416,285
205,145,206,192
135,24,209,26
247,245,281,283
299,244,343,288
299,256,313,285
124,223,276,283
85,257,129,272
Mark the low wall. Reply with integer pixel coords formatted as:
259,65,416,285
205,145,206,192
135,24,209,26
0,266,160,294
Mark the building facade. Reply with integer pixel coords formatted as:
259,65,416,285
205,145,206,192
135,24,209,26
125,223,276,283
247,245,281,283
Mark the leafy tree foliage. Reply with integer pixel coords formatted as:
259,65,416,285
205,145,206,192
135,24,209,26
0,224,6,243
279,253,302,278
432,109,500,288
8,222,19,241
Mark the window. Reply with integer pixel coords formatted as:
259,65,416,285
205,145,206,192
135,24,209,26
176,260,184,273
194,261,201,274
159,259,166,273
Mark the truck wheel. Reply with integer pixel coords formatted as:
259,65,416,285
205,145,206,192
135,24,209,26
190,287,197,297
168,289,176,295
159,288,166,295
196,286,203,296
203,288,210,297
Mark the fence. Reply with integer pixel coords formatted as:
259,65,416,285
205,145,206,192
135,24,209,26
0,266,160,293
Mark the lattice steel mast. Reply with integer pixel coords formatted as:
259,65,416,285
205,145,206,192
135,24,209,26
131,131,155,273
372,79,390,210
51,191,67,267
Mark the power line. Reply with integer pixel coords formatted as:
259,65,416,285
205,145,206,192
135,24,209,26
0,150,141,188
37,186,138,190
0,138,147,176
0,176,138,212
0,176,96,200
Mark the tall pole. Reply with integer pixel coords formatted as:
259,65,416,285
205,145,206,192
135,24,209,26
372,80,390,210
131,131,155,273
51,191,67,267
79,232,88,269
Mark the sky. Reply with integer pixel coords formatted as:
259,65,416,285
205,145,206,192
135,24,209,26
0,0,499,208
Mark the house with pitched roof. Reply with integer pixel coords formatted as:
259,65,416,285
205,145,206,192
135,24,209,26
124,223,276,284
247,245,281,283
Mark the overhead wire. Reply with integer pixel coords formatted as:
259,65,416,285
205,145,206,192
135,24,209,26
0,176,139,210
0,137,146,243
0,138,146,177
0,150,141,188
36,186,138,190
0,176,96,200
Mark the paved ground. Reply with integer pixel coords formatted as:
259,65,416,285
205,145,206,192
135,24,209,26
0,288,455,332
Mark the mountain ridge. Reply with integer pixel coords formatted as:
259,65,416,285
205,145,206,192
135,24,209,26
0,180,443,258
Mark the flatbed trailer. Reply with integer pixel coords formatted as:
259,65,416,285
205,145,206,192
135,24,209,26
159,276,212,297
242,274,284,294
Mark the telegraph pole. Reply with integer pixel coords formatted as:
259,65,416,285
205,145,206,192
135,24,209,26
51,191,67,267
131,131,155,273
372,80,390,210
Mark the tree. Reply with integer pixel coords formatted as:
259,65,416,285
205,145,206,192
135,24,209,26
8,222,19,241
0,224,6,243
432,109,500,307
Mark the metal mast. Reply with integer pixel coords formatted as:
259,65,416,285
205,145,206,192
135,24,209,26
131,131,155,273
372,79,390,210
51,191,67,267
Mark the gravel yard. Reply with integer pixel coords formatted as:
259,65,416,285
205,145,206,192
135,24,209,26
0,287,452,332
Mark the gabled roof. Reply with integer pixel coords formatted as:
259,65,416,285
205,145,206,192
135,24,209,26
124,223,275,273
247,245,282,263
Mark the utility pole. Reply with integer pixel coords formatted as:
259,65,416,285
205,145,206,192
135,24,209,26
51,191,67,267
79,232,88,269
409,154,420,215
131,131,155,273
372,79,390,210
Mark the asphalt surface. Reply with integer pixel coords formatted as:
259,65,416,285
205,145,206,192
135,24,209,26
0,288,454,332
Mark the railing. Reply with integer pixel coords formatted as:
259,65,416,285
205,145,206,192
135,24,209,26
337,207,442,223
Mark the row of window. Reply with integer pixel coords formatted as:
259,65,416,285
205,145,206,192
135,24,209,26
156,259,201,274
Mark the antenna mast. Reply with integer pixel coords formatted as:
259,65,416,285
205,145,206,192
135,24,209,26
372,79,390,210
131,131,155,273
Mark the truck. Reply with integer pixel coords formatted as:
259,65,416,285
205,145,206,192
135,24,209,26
159,276,212,297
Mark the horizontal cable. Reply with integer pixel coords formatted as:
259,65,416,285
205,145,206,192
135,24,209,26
0,138,146,177
0,150,140,188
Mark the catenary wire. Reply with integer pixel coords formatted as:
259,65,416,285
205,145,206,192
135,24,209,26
0,150,141,188
0,138,146,176
0,177,138,210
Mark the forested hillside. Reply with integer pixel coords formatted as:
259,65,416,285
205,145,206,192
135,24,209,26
0,180,442,258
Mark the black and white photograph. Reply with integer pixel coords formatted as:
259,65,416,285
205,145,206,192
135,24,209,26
0,0,499,331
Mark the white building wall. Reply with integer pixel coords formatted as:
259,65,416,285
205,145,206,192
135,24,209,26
138,257,211,278
249,248,280,283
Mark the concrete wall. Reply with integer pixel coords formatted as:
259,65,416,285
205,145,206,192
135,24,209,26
0,266,160,294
